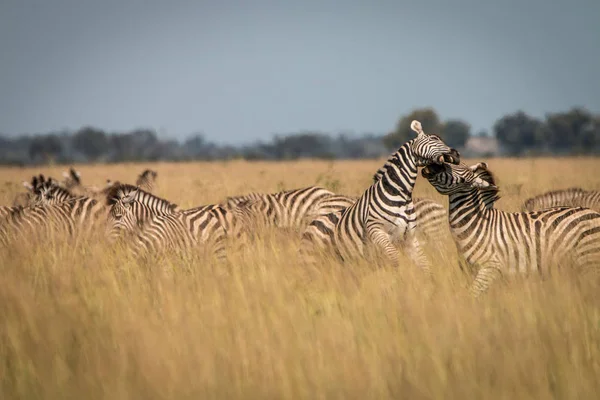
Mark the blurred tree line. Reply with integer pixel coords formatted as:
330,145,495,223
0,106,598,166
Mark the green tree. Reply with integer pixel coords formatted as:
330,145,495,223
493,111,543,155
441,119,471,148
541,107,596,154
29,134,63,163
72,126,109,161
383,108,442,150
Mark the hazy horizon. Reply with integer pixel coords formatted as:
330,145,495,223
1,0,599,144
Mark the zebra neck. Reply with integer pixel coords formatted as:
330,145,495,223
377,143,418,202
448,189,496,228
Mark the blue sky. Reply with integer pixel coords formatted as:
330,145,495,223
1,0,598,144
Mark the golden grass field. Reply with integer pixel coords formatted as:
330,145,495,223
1,157,599,399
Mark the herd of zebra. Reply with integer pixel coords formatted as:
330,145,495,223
2,120,600,296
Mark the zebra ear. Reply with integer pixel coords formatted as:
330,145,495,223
472,178,490,189
472,177,497,189
225,197,243,208
23,181,34,191
122,190,138,204
469,162,488,172
410,120,424,135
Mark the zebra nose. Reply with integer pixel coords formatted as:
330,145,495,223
444,149,461,164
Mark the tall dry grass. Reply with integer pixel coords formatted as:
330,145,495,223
1,157,599,399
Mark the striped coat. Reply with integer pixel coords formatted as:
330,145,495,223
301,120,460,272
422,161,600,296
224,186,354,231
0,197,106,246
523,187,600,212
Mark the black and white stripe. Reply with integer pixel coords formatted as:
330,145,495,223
301,120,460,272
106,184,179,240
422,161,600,296
224,186,354,231
522,187,600,212
0,196,106,246
123,204,227,262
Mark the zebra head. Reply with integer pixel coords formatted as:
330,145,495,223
106,187,139,239
62,168,82,189
409,120,461,167
421,161,499,196
107,186,138,220
31,180,76,206
372,120,460,183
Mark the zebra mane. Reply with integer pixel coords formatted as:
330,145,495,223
371,140,418,183
531,187,587,198
225,193,265,208
472,164,501,204
104,183,177,211
522,187,588,211
35,180,77,197
372,149,404,183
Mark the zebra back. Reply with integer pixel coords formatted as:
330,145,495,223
522,187,600,211
130,206,227,262
224,186,338,229
31,180,79,206
0,196,106,246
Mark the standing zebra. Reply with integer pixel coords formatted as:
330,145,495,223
301,197,448,259
421,161,600,296
301,120,460,272
105,184,179,240
0,196,107,247
522,187,600,212
135,169,158,193
30,179,80,206
224,186,355,231
118,203,228,262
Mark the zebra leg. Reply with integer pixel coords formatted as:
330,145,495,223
368,227,401,265
469,262,503,298
402,231,433,276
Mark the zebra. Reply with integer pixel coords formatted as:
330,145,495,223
61,167,107,197
0,196,107,247
30,179,80,206
371,152,449,241
135,169,158,193
115,203,227,262
11,174,62,207
224,186,355,231
108,183,254,254
105,183,249,248
301,120,460,273
421,161,600,297
301,197,448,262
1,205,23,221
105,183,179,240
62,168,83,191
522,187,600,212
